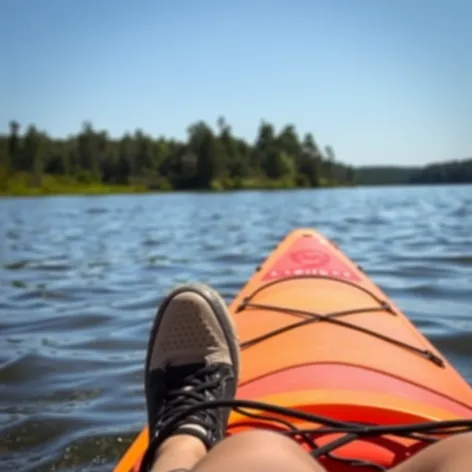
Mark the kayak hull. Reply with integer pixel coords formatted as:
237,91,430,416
115,228,472,472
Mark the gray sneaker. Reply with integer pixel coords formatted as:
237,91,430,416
140,283,240,471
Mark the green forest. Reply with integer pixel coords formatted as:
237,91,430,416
409,158,472,184
0,119,355,196
1,119,471,196
355,158,472,186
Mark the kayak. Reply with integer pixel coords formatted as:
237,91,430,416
114,228,472,472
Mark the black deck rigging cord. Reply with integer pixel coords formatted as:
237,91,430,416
237,274,444,367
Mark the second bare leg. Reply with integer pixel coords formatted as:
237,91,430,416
390,432,472,472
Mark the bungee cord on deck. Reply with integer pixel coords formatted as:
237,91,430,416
236,274,444,367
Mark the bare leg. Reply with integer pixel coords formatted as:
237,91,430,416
391,432,472,472
193,431,325,472
151,430,325,472
150,431,472,472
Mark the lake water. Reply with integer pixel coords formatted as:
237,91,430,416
1,185,471,471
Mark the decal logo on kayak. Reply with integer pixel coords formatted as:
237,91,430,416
262,236,361,282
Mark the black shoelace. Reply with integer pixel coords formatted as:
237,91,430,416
236,274,443,366
139,364,222,472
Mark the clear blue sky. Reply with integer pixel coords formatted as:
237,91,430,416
1,0,471,166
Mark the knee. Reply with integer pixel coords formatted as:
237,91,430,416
416,432,472,471
203,430,323,472
441,432,472,452
222,430,304,457
228,430,292,445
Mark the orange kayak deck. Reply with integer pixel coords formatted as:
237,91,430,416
115,228,472,472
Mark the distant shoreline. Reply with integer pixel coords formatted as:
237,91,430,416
0,119,355,197
1,120,470,196
3,176,472,198
0,175,350,198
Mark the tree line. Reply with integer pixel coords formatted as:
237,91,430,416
409,158,472,184
0,118,355,194
355,158,472,186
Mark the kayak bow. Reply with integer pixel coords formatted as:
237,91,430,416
115,228,472,472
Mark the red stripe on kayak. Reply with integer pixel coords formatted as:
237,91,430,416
237,363,472,418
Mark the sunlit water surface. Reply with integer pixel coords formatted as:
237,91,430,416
1,185,471,471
